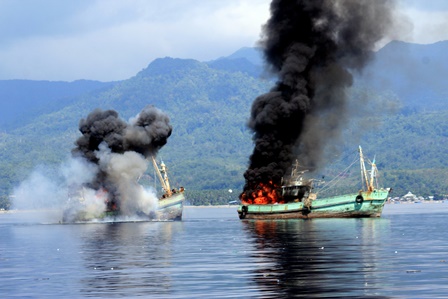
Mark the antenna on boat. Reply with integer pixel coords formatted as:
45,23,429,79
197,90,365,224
151,156,172,197
359,146,370,191
291,159,299,177
369,155,377,191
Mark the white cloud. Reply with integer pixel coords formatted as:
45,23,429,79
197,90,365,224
0,0,269,81
1,0,448,81
399,7,448,44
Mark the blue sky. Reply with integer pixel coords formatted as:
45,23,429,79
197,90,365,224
0,0,447,81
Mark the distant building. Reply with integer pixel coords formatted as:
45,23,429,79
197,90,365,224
402,191,418,201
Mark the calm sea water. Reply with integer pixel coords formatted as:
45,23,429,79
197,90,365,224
1,203,448,298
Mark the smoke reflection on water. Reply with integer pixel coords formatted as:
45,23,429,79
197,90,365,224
242,218,392,298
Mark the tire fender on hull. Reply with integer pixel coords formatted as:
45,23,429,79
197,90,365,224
356,195,364,204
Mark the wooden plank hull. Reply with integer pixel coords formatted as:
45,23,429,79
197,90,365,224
238,189,389,220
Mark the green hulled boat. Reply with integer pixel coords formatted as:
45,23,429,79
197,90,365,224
62,157,184,223
238,146,390,220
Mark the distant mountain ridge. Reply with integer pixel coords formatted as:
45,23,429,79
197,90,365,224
137,58,207,78
2,40,447,129
216,46,264,66
361,40,448,111
0,79,115,130
210,41,448,111
206,47,264,78
0,40,447,207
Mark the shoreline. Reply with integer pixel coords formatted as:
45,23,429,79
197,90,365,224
182,202,448,209
1,201,445,214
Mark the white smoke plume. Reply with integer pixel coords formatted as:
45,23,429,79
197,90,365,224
12,105,171,222
96,143,159,216
11,156,103,223
12,150,159,220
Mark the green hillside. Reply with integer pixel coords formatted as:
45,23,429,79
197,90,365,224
0,79,115,130
0,58,269,207
0,44,447,208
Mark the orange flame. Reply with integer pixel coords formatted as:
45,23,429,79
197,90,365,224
241,181,283,205
97,188,118,211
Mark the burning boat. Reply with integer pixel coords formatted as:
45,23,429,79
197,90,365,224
148,156,185,221
62,156,184,223
238,146,390,220
237,1,396,220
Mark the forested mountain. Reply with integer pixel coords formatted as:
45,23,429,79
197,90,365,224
0,80,115,130
360,40,448,112
206,47,264,78
0,41,447,208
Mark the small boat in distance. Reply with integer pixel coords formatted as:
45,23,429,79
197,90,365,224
238,146,390,219
62,156,184,223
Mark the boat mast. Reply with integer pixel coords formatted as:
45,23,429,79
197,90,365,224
359,146,370,191
369,156,377,191
151,156,172,196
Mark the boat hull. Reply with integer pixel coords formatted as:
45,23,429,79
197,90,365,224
238,189,389,220
62,192,185,223
156,193,184,221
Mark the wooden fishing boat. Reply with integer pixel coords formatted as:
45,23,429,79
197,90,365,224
148,157,184,221
62,157,184,223
238,146,390,219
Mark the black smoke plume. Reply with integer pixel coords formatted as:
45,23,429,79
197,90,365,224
73,105,172,162
72,105,172,209
241,0,396,200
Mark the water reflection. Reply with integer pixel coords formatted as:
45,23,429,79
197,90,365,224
78,222,183,297
243,218,391,298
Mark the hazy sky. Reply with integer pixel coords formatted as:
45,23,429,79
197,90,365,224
1,0,447,82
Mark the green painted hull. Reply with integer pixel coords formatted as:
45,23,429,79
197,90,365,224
156,193,185,221
238,189,389,220
62,192,185,223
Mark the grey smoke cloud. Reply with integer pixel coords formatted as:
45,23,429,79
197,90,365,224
72,105,172,212
13,105,172,219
